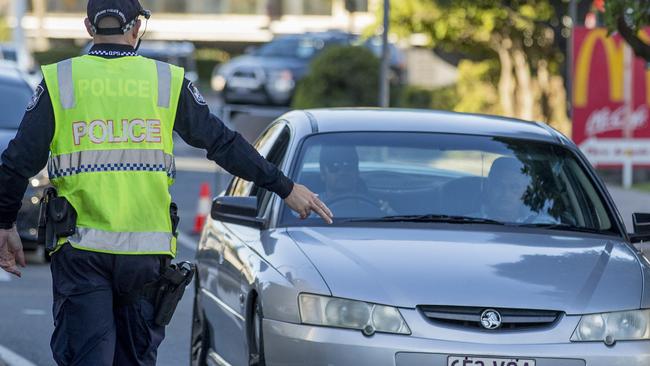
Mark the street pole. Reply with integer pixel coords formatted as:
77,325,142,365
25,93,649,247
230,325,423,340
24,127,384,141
12,0,28,72
379,0,390,108
623,43,634,189
567,0,577,118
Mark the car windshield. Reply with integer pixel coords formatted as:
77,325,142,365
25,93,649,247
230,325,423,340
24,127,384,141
280,132,615,233
0,81,32,129
255,37,335,59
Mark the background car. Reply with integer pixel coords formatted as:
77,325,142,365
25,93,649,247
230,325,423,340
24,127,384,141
0,43,42,88
192,109,650,366
0,64,49,257
211,32,406,106
211,31,355,106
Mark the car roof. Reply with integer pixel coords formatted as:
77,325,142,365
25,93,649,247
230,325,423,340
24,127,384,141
287,109,561,143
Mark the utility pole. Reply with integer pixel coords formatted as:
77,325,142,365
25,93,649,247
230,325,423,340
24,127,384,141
12,0,28,71
379,0,390,108
567,0,578,118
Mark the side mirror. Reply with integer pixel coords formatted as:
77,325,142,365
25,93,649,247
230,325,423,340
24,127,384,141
211,196,266,229
630,213,650,244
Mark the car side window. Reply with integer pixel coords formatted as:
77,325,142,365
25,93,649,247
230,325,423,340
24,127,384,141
252,126,291,214
226,121,288,198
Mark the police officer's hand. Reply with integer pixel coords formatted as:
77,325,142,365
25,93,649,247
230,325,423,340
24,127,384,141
284,183,333,224
0,226,26,278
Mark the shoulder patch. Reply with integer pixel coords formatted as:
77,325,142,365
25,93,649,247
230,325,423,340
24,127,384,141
26,85,44,111
187,82,207,106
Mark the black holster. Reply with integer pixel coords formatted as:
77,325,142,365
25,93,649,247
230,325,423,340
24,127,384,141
38,187,77,252
150,261,195,326
122,260,195,327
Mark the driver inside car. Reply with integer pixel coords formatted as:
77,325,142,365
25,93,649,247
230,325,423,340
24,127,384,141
481,157,559,224
316,145,393,217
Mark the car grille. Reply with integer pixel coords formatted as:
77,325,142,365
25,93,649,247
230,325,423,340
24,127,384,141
419,305,561,330
233,70,257,78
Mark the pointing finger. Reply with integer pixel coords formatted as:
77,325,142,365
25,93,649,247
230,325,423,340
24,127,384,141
310,201,333,224
317,199,333,218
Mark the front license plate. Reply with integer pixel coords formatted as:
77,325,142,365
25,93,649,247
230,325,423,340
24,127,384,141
448,356,535,366
228,77,260,90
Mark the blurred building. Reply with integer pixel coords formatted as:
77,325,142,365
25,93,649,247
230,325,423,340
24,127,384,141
21,0,378,44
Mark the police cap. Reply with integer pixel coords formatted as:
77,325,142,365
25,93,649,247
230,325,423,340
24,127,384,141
87,0,151,35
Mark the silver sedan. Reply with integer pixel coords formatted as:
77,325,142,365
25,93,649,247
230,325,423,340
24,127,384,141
191,109,650,366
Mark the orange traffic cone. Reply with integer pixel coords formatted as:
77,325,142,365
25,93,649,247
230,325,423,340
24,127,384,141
193,182,212,234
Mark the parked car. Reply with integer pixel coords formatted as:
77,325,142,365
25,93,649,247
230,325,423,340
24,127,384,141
211,32,406,106
211,32,355,106
0,64,49,254
0,43,42,88
192,109,650,366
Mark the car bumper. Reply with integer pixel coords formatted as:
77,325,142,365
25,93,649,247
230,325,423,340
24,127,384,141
263,318,650,366
223,86,292,106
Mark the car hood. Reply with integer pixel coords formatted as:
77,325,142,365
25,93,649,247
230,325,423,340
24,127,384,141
287,226,642,314
0,129,16,152
219,55,308,76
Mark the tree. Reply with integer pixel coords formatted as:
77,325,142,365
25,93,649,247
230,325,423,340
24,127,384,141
388,0,570,134
292,46,380,109
604,0,650,62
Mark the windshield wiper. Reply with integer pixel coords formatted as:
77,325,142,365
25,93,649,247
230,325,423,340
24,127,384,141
345,214,505,225
515,223,605,234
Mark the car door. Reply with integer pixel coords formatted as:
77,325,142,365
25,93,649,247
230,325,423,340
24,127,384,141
204,121,291,366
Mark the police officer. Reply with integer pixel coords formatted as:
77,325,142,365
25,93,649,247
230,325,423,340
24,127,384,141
0,1,333,364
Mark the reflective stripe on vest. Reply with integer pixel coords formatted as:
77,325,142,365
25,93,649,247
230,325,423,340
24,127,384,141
48,149,176,179
156,61,171,108
42,55,184,257
67,228,174,254
56,58,173,110
57,59,75,110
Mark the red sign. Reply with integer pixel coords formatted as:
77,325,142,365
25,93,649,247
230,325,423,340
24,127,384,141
572,27,650,165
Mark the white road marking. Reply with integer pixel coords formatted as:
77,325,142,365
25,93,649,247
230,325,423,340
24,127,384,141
0,271,11,282
0,344,37,366
21,309,46,316
177,232,198,251
174,157,222,173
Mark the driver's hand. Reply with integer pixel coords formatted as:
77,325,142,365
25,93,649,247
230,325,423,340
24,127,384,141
284,183,334,224
0,225,26,278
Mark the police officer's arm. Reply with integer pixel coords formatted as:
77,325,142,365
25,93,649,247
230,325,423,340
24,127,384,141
174,79,333,223
0,80,53,276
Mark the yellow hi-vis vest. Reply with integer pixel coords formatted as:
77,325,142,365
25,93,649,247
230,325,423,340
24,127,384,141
41,55,184,256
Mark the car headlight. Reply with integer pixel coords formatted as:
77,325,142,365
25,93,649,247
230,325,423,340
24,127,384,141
298,294,410,336
211,74,226,92
267,69,294,93
571,310,650,343
30,168,49,188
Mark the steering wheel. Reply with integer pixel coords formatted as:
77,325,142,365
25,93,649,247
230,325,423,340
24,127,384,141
324,194,383,216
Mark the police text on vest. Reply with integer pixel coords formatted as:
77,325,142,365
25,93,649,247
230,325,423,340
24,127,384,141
73,119,162,145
